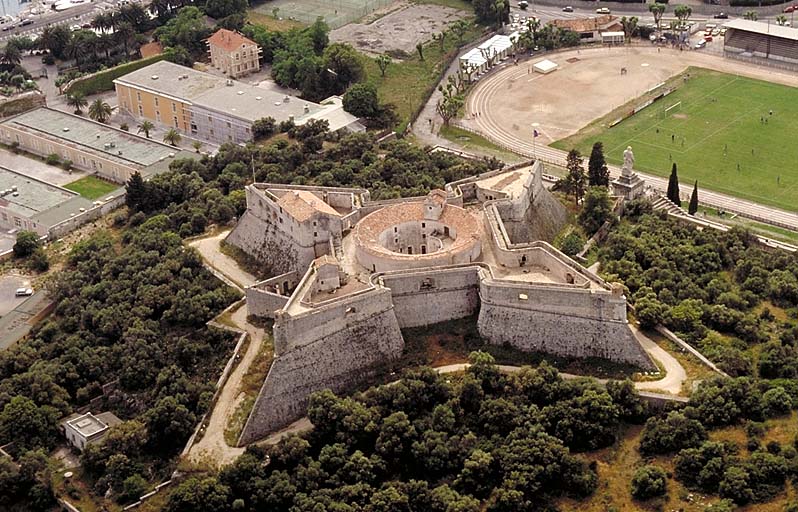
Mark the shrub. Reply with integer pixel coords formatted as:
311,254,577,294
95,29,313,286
13,230,41,258
120,123,129,132
45,153,61,166
762,387,792,417
65,55,166,97
61,159,72,171
560,231,585,257
631,465,668,500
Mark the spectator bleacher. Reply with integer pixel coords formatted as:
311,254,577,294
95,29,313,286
724,19,798,63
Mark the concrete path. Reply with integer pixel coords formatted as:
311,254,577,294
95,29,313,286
187,304,267,467
463,46,798,230
189,231,257,289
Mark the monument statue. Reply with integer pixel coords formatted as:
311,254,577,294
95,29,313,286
622,146,635,177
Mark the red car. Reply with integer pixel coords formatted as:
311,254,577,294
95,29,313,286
784,5,798,12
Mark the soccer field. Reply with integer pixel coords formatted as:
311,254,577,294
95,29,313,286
553,67,798,212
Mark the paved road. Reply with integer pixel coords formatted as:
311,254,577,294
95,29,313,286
464,46,798,230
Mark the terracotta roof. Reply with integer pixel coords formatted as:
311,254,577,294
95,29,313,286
277,190,341,223
353,201,481,260
139,41,162,59
551,15,619,33
207,28,258,53
427,189,447,205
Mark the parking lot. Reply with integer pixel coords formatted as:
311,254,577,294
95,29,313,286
0,274,33,318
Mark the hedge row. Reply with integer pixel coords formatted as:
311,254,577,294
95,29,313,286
64,54,166,97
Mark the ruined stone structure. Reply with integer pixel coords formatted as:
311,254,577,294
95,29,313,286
231,161,655,444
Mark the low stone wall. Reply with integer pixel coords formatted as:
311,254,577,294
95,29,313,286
239,287,404,444
246,271,299,318
379,266,481,328
48,191,125,240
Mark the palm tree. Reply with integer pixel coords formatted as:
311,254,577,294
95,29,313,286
494,0,507,28
776,14,788,25
67,93,88,115
743,10,758,20
649,3,665,34
115,22,136,58
0,44,21,67
621,16,639,42
163,128,181,146
88,99,112,123
137,120,154,138
91,12,111,32
191,140,202,153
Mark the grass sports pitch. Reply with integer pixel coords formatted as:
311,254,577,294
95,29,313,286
553,67,798,212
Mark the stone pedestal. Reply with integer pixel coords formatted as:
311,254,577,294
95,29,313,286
612,172,645,201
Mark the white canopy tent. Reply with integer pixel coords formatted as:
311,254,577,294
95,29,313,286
533,59,558,74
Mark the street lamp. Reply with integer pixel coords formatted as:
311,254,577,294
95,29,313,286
531,122,540,160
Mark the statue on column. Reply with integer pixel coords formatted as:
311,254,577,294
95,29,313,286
622,146,635,177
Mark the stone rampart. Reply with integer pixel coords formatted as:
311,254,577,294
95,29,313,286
275,286,391,354
226,211,314,274
477,279,654,369
238,287,403,444
378,266,482,328
246,271,299,318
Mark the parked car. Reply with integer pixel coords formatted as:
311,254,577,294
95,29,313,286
596,7,611,14
714,12,728,18
518,0,529,9
704,34,713,42
562,5,574,12
15,288,33,297
712,28,720,36
784,4,798,12
720,27,727,36
20,18,34,26
694,40,706,49
2,23,15,31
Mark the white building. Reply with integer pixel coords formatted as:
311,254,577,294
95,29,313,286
63,412,121,451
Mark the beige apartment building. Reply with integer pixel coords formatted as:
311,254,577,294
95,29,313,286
207,28,261,78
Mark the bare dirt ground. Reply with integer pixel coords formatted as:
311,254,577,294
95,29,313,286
466,46,798,148
330,3,467,56
188,230,257,289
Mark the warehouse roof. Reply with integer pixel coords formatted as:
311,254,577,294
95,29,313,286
0,166,92,224
723,18,798,41
2,108,176,167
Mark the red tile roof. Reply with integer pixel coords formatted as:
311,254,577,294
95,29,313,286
207,28,257,53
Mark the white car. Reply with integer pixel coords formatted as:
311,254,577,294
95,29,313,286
596,7,611,14
694,40,706,49
15,287,33,297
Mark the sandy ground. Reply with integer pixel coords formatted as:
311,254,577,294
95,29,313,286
330,3,467,56
0,147,88,186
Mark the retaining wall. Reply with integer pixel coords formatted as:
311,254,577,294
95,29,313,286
246,271,300,318
226,210,314,275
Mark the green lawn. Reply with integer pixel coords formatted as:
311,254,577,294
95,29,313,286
553,67,798,212
64,175,120,199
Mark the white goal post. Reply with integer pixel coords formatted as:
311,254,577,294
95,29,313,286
661,101,682,118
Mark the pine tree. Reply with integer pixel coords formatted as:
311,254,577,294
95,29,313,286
126,171,147,212
688,180,699,215
666,163,680,206
588,142,610,187
563,149,587,206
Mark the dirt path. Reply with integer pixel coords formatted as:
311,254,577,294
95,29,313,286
630,324,687,395
189,231,257,289
188,305,265,467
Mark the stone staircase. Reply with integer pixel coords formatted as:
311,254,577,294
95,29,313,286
651,195,688,217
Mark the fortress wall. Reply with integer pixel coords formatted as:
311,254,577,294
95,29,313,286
275,287,392,353
226,210,316,274
479,279,626,321
379,266,481,328
246,271,300,318
355,241,482,273
477,279,653,369
239,287,404,444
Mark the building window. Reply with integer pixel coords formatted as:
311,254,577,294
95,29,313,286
314,232,317,237
172,102,176,112
138,105,143,116
208,115,212,122
154,97,159,106
136,92,141,101
174,117,178,127
421,222,425,228
226,121,231,128
210,129,214,135
156,111,161,122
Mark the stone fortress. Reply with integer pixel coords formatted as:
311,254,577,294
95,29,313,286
227,160,655,444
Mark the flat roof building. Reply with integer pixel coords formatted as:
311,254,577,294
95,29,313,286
63,412,122,452
0,166,92,236
114,61,362,145
724,19,798,64
0,108,179,184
